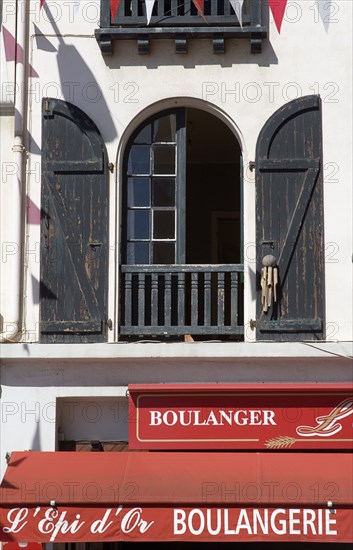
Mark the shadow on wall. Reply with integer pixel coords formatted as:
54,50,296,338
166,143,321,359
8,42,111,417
317,0,333,32
2,358,352,387
34,4,118,144
31,422,42,450
103,35,278,71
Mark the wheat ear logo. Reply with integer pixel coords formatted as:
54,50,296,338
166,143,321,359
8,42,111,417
296,398,353,437
265,397,353,449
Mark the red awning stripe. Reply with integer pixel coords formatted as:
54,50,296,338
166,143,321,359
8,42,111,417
1,452,352,543
1,451,352,506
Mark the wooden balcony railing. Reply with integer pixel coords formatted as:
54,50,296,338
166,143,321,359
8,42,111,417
120,264,244,338
95,0,267,54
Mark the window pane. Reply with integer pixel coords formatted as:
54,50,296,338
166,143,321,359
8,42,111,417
128,146,150,175
153,211,175,239
153,145,175,175
127,242,149,264
154,114,176,142
153,243,175,264
128,178,150,207
127,210,150,239
134,123,152,144
152,178,175,207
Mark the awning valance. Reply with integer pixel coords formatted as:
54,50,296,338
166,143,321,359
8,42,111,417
1,451,352,543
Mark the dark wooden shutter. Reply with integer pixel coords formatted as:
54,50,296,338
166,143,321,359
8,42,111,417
255,95,324,341
40,98,109,342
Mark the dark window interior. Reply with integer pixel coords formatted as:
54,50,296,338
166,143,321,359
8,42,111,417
123,108,242,266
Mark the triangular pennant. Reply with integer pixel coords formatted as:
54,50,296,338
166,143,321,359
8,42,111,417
229,0,244,26
70,0,81,18
28,64,40,78
2,26,17,62
26,195,42,225
192,0,206,21
2,26,39,77
268,0,287,33
315,0,331,32
145,0,156,24
110,0,120,20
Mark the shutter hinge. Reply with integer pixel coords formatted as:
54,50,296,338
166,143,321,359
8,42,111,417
106,319,113,330
250,319,256,330
249,161,255,172
43,99,53,117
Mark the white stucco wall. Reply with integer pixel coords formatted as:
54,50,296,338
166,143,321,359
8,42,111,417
12,0,351,341
0,1,16,106
0,114,16,331
1,3,17,337
1,345,353,478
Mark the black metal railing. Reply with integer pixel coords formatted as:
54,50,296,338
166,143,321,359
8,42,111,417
96,0,266,54
120,264,244,337
110,0,250,27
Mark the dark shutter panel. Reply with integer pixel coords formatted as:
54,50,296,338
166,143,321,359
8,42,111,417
40,98,109,342
255,95,324,341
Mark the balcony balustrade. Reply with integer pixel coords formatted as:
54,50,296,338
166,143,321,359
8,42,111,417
120,263,244,338
95,0,266,54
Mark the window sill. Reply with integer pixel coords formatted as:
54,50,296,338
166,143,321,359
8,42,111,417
1,341,352,360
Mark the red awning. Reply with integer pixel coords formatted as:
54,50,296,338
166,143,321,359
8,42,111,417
1,451,352,543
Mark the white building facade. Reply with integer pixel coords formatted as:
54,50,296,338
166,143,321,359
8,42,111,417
0,0,352,548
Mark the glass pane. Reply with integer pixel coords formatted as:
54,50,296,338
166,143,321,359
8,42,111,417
153,145,175,175
153,211,175,239
154,114,176,142
152,178,175,207
127,242,149,264
134,123,152,144
128,146,150,175
153,242,175,264
127,210,150,239
128,178,150,207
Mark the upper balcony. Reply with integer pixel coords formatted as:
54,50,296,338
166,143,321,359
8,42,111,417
95,0,267,55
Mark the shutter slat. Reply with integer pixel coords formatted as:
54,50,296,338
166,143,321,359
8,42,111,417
46,160,103,172
257,319,322,332
41,321,102,333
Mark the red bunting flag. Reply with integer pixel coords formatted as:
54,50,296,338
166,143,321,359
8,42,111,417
38,0,291,33
2,26,39,77
192,0,206,20
110,0,120,20
2,26,17,62
268,0,287,33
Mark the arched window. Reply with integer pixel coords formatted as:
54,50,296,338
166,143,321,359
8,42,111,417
120,107,244,340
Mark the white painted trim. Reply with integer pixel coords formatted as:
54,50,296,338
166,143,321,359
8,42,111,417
1,341,352,359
